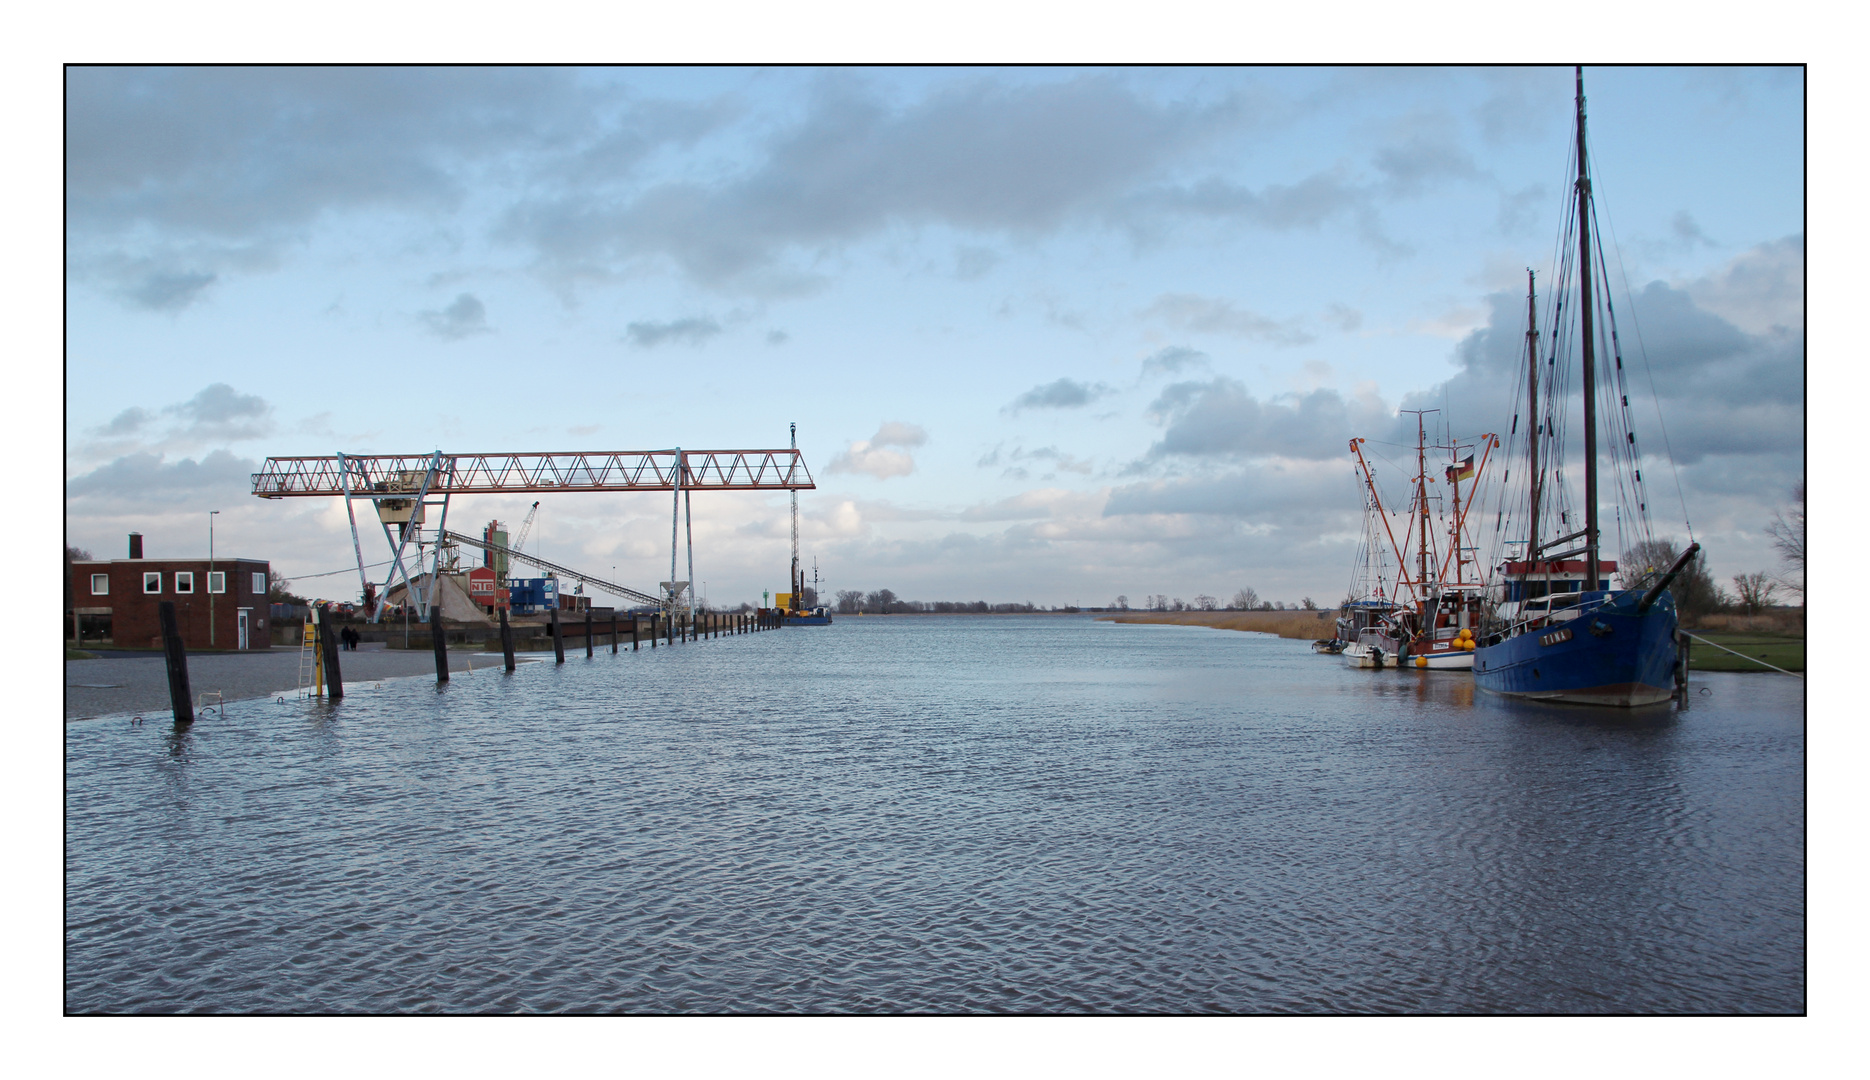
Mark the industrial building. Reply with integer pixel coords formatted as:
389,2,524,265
69,532,274,650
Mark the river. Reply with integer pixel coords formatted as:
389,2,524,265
64,614,1804,1013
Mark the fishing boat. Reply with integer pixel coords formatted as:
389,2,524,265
1401,420,1499,671
1471,68,1696,707
1334,450,1410,668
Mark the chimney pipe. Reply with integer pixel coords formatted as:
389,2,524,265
129,532,144,560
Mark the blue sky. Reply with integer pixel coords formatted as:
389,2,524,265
63,65,1804,608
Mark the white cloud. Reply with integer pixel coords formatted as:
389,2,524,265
826,422,928,480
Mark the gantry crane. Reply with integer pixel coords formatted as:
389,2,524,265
252,445,814,624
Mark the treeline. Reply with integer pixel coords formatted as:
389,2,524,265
834,589,1045,615
1111,588,1317,613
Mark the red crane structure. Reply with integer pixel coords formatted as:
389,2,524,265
251,445,814,624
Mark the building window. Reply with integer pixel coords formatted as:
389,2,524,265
91,574,109,595
143,572,162,594
253,572,267,595
208,571,226,594
175,572,194,594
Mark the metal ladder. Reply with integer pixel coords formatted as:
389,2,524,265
295,617,322,697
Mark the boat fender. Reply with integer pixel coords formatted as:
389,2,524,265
1415,655,1428,668
1372,647,1384,669
1590,619,1614,637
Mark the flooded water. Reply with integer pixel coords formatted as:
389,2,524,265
65,615,1804,1013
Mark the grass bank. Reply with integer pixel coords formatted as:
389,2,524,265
1685,631,1804,673
1098,610,1337,640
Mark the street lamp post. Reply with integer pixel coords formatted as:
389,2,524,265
209,511,220,646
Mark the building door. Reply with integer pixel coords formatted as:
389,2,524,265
237,610,250,650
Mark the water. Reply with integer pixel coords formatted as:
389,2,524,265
64,616,1804,1013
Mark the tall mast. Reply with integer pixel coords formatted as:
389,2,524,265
1417,412,1428,594
789,422,800,611
1525,269,1541,560
1448,438,1462,585
1400,409,1435,600
1575,65,1600,590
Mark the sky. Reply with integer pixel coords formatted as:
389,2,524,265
63,65,1805,609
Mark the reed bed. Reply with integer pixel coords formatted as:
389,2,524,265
1098,610,1337,640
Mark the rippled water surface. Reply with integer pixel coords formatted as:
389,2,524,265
66,616,1804,1013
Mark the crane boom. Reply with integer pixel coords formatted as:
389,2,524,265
442,529,662,608
513,500,540,553
252,448,814,497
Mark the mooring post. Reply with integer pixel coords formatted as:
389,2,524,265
551,607,566,664
321,606,345,700
158,600,194,727
633,614,640,650
650,613,657,648
585,610,594,658
611,614,619,654
499,606,516,672
431,604,450,683
667,613,675,646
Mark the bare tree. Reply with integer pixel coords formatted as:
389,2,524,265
1301,597,1317,610
1113,595,1129,610
1228,587,1259,610
1765,482,1804,595
835,589,864,615
1732,572,1779,616
1620,539,1719,620
1194,594,1217,611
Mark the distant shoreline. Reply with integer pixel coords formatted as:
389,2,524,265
1098,610,1335,641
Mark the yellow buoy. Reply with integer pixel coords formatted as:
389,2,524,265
1416,655,1428,668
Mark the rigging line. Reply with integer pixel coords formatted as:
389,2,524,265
288,559,399,581
1594,180,1694,544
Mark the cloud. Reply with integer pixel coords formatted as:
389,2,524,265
1141,346,1209,376
1143,293,1314,346
625,316,722,348
124,269,217,311
502,74,1246,293
765,329,790,346
826,422,928,480
1143,377,1392,462
953,246,1000,280
66,449,260,508
976,444,1093,479
1005,377,1111,413
1322,304,1363,332
100,407,153,436
1684,234,1803,336
421,292,492,339
164,383,273,442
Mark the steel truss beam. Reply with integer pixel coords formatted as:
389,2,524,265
252,450,814,497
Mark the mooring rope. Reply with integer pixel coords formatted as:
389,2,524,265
1682,632,1804,678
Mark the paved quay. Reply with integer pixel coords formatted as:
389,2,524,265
65,643,538,720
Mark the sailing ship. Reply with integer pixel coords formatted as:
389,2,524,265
1471,68,1697,707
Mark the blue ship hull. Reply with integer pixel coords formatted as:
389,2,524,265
1472,589,1679,707
784,614,832,626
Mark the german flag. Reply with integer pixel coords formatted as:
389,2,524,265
1444,455,1475,483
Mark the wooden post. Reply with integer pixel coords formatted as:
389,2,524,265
633,614,640,651
158,600,194,727
650,613,657,648
611,614,619,654
499,606,516,672
322,608,345,700
431,604,449,683
667,613,674,646
551,607,565,664
585,610,594,658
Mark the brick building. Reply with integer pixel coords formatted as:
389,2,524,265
69,533,274,650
